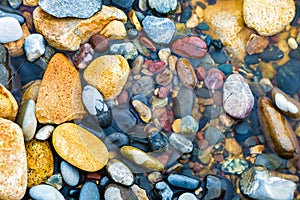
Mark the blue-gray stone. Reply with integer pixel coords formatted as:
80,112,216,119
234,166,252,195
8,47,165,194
211,51,227,64
0,5,24,24
0,44,8,87
235,120,250,135
79,182,100,200
173,87,195,117
24,34,46,62
217,64,232,75
254,154,287,170
29,184,64,200
110,42,138,60
167,174,200,190
178,192,198,200
202,175,235,200
112,104,137,133
8,0,21,9
106,132,129,147
259,46,284,62
203,105,221,119
169,133,193,153
111,0,134,11
155,182,173,200
60,161,79,186
204,126,223,145
142,16,175,45
38,0,102,18
180,115,199,135
149,131,169,152
0,17,22,43
148,0,178,14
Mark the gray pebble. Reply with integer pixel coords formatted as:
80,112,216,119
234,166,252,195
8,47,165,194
0,17,22,43
110,42,138,60
154,181,173,200
60,161,79,186
106,159,134,186
82,85,107,115
79,182,100,200
24,34,46,62
204,126,223,145
148,0,177,14
178,192,198,200
0,5,24,24
29,184,64,200
8,0,22,9
104,184,138,200
169,133,193,153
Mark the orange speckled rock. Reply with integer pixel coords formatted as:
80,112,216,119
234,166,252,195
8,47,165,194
83,55,130,100
0,83,18,121
0,118,27,200
23,0,38,6
99,20,127,40
36,53,86,124
52,123,109,172
26,139,54,188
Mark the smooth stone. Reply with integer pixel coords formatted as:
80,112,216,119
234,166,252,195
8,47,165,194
169,133,193,153
0,17,22,43
89,34,109,53
112,104,137,133
217,64,232,75
83,55,130,100
60,161,79,186
180,115,199,135
24,33,45,62
148,0,177,14
176,58,197,89
131,184,149,200
132,76,154,96
204,68,224,90
254,153,286,170
223,74,254,119
53,123,109,172
258,97,299,159
148,131,169,152
21,80,41,104
39,0,102,18
72,43,94,69
202,175,235,200
167,174,200,190
142,16,175,45
245,54,260,65
154,182,173,200
235,120,250,135
246,34,269,55
173,87,194,117
221,158,249,175
0,44,9,87
203,105,221,119
111,0,135,11
106,159,134,186
210,51,227,64
45,174,62,190
33,6,127,51
100,20,127,40
156,69,173,86
240,166,296,200
180,7,192,23
120,146,164,171
0,83,18,121
106,132,129,147
259,46,284,62
204,126,223,145
26,139,54,187
16,99,37,141
172,36,207,58
178,193,197,200
23,0,38,6
132,99,151,123
128,10,142,31
0,118,27,200
30,184,64,200
36,53,86,124
0,5,24,24
110,42,138,60
105,183,138,200
79,182,100,200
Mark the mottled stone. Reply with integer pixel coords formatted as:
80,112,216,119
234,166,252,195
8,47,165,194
0,118,27,200
224,138,242,155
169,133,193,153
148,0,177,14
204,68,224,90
132,100,151,123
172,36,207,58
36,53,86,124
53,123,109,172
79,182,100,200
73,43,94,69
129,10,142,31
24,34,46,62
246,34,269,55
0,83,18,121
23,0,38,6
156,69,173,86
154,182,173,200
180,115,199,135
223,74,254,119
176,58,197,89
100,20,127,40
0,17,22,43
221,158,249,175
132,76,154,96
29,184,64,200
131,184,149,200
105,184,138,200
106,159,134,186
33,6,127,51
110,42,138,60
202,175,235,200
60,161,79,186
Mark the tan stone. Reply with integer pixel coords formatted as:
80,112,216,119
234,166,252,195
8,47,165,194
246,34,269,55
100,20,126,40
128,10,142,31
224,138,242,155
186,13,199,28
0,83,18,121
23,0,38,6
36,53,86,124
243,0,295,36
0,118,27,200
4,24,30,57
21,80,41,104
83,55,130,100
33,6,127,51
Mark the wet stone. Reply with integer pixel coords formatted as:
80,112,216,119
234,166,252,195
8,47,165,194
204,126,224,145
110,42,138,60
176,58,197,89
217,64,232,75
112,104,137,133
106,159,134,186
202,175,235,200
148,0,177,14
221,158,249,175
72,43,94,69
172,36,207,58
167,174,200,190
132,76,154,96
105,183,138,200
60,161,79,186
8,0,21,9
259,46,284,62
89,34,109,53
210,51,227,64
24,34,46,62
154,182,173,200
0,17,22,43
148,131,169,152
203,105,221,119
106,132,129,147
254,153,286,170
112,0,135,11
79,182,100,200
204,68,224,90
169,133,193,154
180,115,199,135
178,193,198,200
29,184,64,200
0,5,24,24
235,120,250,135
156,68,173,86
45,174,62,190
131,184,149,200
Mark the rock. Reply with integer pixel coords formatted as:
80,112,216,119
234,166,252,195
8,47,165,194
254,153,286,170
204,126,223,145
224,138,242,155
128,10,142,31
131,184,149,200
8,0,21,9
16,99,37,141
21,80,41,104
132,76,155,96
158,48,171,64
154,182,173,200
148,0,177,14
38,0,102,18
120,146,164,171
29,184,64,200
45,174,62,190
221,158,249,175
173,87,195,117
180,115,199,135
223,74,254,119
60,161,79,186
145,60,165,74
176,58,197,89
100,20,127,40
167,174,200,190
203,105,221,119
35,125,54,141
152,108,174,132
110,42,138,60
24,34,46,62
0,5,24,24
204,68,224,90
172,36,207,58
178,193,198,200
89,34,109,53
26,139,54,187
106,132,129,147
0,118,27,200
36,53,86,124
169,133,193,153
23,0,38,6
243,0,295,36
84,55,130,100
112,104,137,133
111,0,135,11
53,123,109,172
79,182,100,200
156,69,173,86
246,34,269,55
258,97,299,159
106,159,134,186
259,46,284,62
0,83,18,121
142,16,175,45
0,17,22,43
240,166,296,200
148,131,169,152
132,99,151,123
0,45,9,87
202,175,235,200
105,183,138,200
33,6,127,51
72,43,94,69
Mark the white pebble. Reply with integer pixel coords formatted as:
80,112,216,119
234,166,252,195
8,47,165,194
275,93,288,112
35,125,54,140
0,17,22,43
287,37,298,50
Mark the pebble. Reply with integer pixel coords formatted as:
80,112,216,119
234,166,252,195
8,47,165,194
203,105,221,119
169,133,193,153
0,83,19,121
259,46,284,62
176,58,197,89
217,64,233,75
224,138,242,155
240,166,296,200
106,132,129,147
29,184,64,200
148,131,170,152
158,48,171,64
129,10,142,31
52,123,109,171
26,139,54,187
156,68,173,86
104,183,138,200
148,0,178,14
154,182,173,200
204,126,223,145
24,34,45,62
0,45,8,86
21,80,41,104
178,193,198,200
72,43,94,69
16,99,37,141
223,74,254,119
100,20,127,40
258,97,299,159
112,104,137,133
79,182,100,200
0,5,24,24
0,118,27,200
39,0,102,18
60,161,79,186
132,100,151,123
243,0,295,36
221,158,249,175
210,51,227,64
142,16,175,45
254,153,286,170
180,115,199,135
167,174,200,190
23,0,38,6
111,0,135,11
132,76,154,96
287,37,298,50
110,42,138,60
204,68,224,90
246,34,269,55
89,34,109,53
0,17,22,43
120,146,164,171
106,159,134,186
173,87,194,117
172,36,207,58
131,184,149,200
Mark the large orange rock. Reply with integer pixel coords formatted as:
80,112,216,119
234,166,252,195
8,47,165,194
0,83,18,121
36,53,86,124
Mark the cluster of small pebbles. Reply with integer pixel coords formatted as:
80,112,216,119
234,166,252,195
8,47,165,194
1,0,300,200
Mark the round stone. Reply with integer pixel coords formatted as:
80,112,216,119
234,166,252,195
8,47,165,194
0,17,22,43
60,161,79,186
169,133,193,153
204,126,224,145
89,34,109,53
148,0,177,14
178,193,198,200
148,131,170,152
72,43,94,69
180,115,199,135
79,182,100,200
110,42,138,60
29,184,64,200
106,159,134,186
24,33,46,62
173,87,195,117
35,125,55,141
106,132,129,147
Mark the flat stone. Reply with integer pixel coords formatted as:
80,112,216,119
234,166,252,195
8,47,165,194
53,123,108,172
169,133,193,153
204,126,224,145
0,5,24,24
104,184,138,200
156,69,173,86
79,182,100,200
110,42,138,60
0,118,27,200
202,175,235,200
0,83,18,121
223,74,254,119
167,174,200,190
0,17,22,43
89,34,109,53
106,159,134,186
172,36,207,58
112,104,137,133
148,0,177,14
142,16,175,45
36,53,86,124
132,99,151,123
33,6,127,51
26,139,54,188
176,58,197,89
60,161,79,186
132,76,154,96
246,34,269,55
21,80,41,104
39,0,102,18
82,85,106,115
173,87,195,117
35,125,54,141
29,184,64,200
100,20,127,40
131,184,149,200
204,68,225,90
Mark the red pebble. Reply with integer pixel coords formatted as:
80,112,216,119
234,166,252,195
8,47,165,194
172,36,207,58
144,60,166,74
196,66,207,81
204,68,225,90
158,87,170,98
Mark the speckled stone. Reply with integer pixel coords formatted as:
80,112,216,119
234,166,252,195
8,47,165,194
79,182,100,200
29,184,64,200
0,83,19,121
221,158,249,175
35,125,54,141
176,58,197,89
53,123,108,172
60,161,79,186
24,34,45,62
180,115,199,135
148,0,177,14
110,42,138,60
0,118,27,200
154,181,173,200
169,133,193,153
100,20,127,40
105,183,138,200
106,159,134,186
0,17,22,43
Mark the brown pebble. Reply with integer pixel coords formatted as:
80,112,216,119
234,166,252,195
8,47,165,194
246,34,269,55
156,68,173,86
172,36,207,58
176,58,197,89
89,34,109,53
